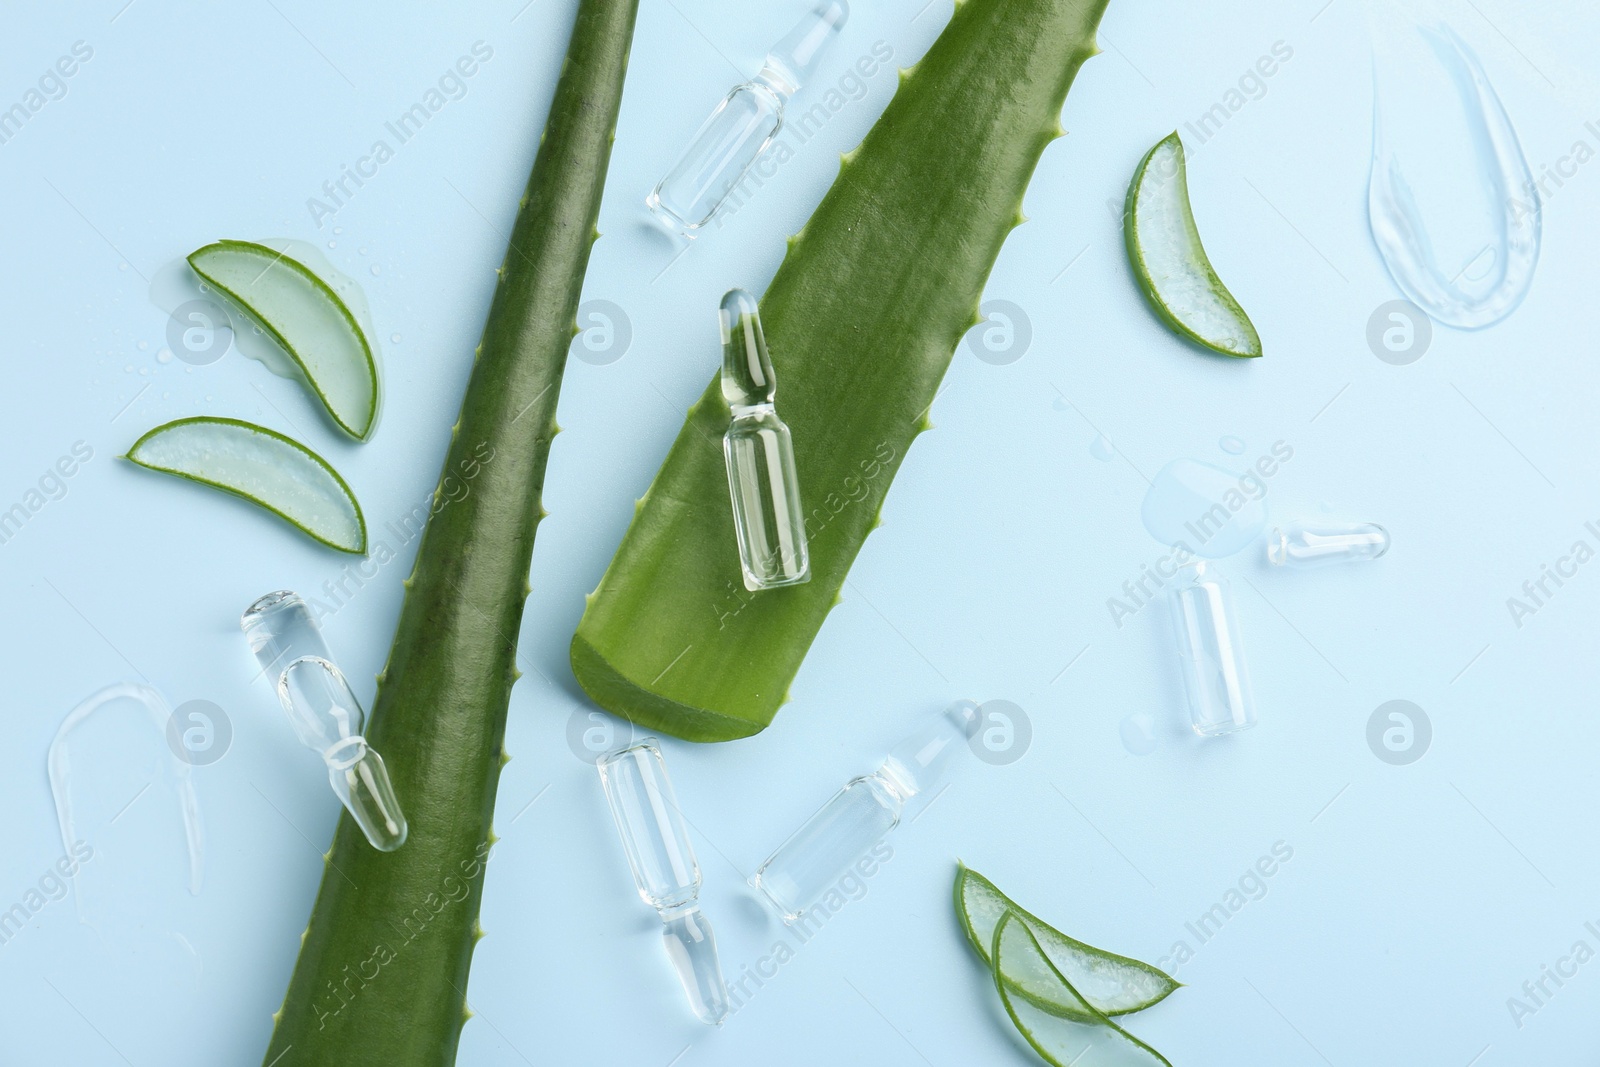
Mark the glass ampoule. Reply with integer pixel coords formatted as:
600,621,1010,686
721,287,810,591
646,1,849,235
1268,521,1390,567
241,591,407,851
1167,563,1256,738
597,739,730,1026
752,701,980,922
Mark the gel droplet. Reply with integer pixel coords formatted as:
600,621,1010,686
157,348,174,363
390,332,402,344
1089,435,1115,462
1219,435,1246,455
1141,458,1268,558
370,264,382,276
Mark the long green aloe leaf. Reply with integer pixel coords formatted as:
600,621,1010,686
571,0,1109,741
259,1,639,1063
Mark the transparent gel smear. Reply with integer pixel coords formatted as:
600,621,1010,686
1167,563,1256,738
1366,13,1539,329
720,288,809,590
753,701,979,922
598,739,730,1025
241,590,407,851
1268,521,1390,567
647,2,848,234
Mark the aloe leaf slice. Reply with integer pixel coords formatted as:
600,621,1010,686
188,239,381,439
994,914,1174,1067
125,416,366,554
571,0,1112,742
1125,131,1262,358
957,864,1178,1019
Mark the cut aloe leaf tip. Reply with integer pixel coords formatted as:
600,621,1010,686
993,913,1174,1067
1125,131,1262,358
125,416,367,554
188,239,381,439
956,863,1178,1020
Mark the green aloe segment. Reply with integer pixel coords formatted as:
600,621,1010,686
956,864,1177,1020
258,1,638,1064
189,239,381,438
573,0,1111,742
1125,131,1262,358
994,914,1174,1067
125,416,366,554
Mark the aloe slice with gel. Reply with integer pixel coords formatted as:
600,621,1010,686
1125,132,1262,358
188,240,381,438
994,914,1174,1067
125,416,367,553
957,864,1178,1019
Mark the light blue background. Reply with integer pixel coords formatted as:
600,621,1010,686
2,0,1597,1063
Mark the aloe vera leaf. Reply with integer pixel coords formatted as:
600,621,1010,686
994,913,1174,1067
124,416,366,553
188,240,382,438
257,2,638,1064
572,0,1110,742
1124,131,1262,358
956,864,1178,1020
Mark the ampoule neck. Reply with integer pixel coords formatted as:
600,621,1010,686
719,287,777,409
760,1,849,98
872,763,918,807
